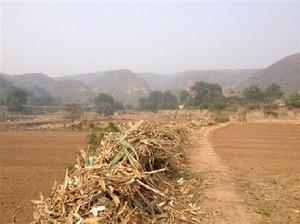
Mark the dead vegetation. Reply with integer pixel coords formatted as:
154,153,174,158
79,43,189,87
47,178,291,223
31,121,201,223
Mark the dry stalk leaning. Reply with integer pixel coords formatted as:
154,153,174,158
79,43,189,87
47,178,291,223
31,121,201,224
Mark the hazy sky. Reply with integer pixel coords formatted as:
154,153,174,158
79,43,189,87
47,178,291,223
0,1,300,77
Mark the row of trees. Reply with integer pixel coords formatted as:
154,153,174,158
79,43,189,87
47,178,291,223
138,91,178,111
65,93,125,120
2,81,300,114
226,84,300,109
139,82,300,112
242,84,283,103
137,81,226,112
0,86,61,111
182,82,226,110
1,87,28,111
61,83,300,121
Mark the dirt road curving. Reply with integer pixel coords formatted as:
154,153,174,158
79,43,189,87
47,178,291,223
189,122,300,224
189,124,260,224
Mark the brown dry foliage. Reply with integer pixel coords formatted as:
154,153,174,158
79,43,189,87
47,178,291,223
31,121,201,224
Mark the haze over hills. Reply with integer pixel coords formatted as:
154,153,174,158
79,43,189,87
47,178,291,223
234,53,300,92
57,69,259,104
0,53,299,105
139,69,260,92
0,73,91,104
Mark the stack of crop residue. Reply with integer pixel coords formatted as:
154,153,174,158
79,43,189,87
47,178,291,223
31,121,201,223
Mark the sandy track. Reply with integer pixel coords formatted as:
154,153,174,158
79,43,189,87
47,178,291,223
0,131,87,224
188,124,259,223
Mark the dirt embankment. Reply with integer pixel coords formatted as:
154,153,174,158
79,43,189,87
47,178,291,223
0,131,87,224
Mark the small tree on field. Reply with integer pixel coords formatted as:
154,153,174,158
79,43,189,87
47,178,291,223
5,87,28,111
65,103,84,122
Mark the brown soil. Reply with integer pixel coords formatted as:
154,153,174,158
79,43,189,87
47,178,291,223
209,123,300,223
0,131,87,224
189,125,260,224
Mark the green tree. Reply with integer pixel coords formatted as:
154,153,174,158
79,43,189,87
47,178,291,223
94,93,114,106
161,91,178,109
138,91,163,111
179,90,190,103
138,91,178,111
285,92,300,108
189,81,223,108
243,85,265,103
65,103,84,122
265,84,284,99
94,93,115,116
208,96,226,111
5,87,28,111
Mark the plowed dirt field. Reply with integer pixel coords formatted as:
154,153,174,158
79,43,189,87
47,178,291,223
0,131,87,224
211,123,300,224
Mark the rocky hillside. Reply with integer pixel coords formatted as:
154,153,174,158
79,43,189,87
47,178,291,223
2,53,299,105
0,73,91,104
0,69,261,105
58,70,149,105
234,53,300,92
137,69,258,92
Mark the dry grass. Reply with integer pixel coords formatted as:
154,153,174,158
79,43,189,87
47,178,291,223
31,121,202,223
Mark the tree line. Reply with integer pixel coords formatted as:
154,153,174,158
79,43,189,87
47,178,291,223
138,82,300,111
1,80,299,114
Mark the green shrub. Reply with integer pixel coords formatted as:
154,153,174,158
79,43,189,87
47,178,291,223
285,93,300,108
208,96,226,111
243,85,265,103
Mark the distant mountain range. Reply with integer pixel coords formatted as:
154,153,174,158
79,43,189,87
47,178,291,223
55,69,259,104
1,53,299,105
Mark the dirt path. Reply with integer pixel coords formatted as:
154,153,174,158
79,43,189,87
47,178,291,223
189,124,259,224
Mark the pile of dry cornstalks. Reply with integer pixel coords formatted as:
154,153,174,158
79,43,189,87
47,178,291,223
31,121,201,223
